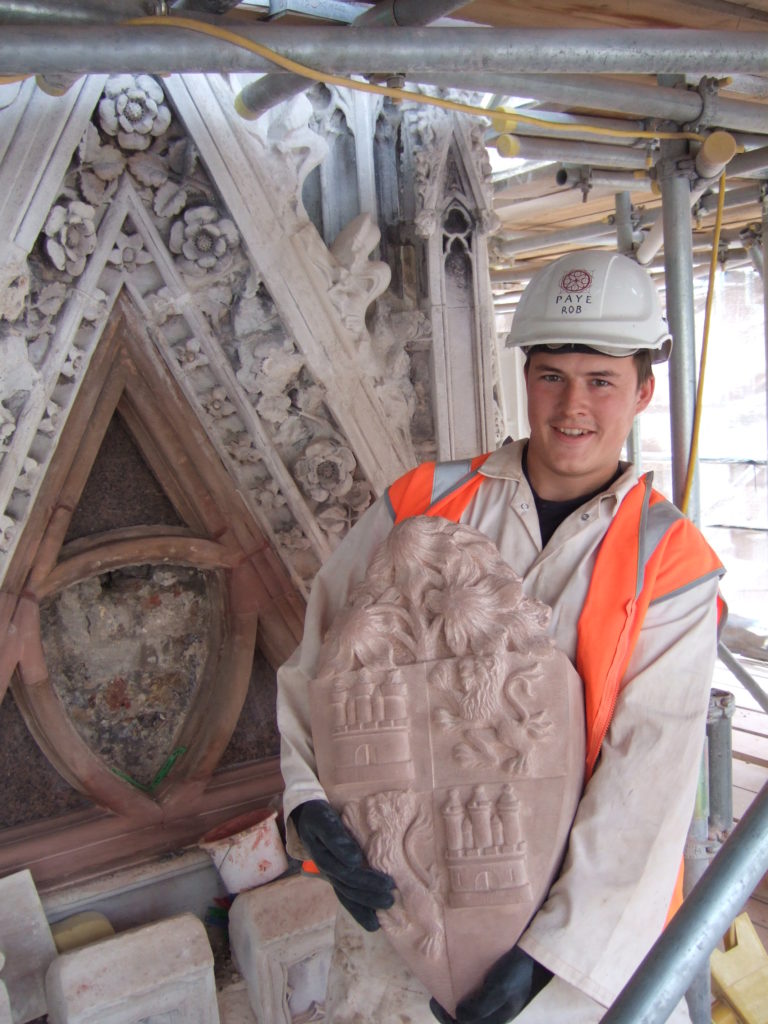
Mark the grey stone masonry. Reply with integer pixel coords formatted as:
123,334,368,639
44,913,220,1024
0,869,58,1024
229,873,337,1024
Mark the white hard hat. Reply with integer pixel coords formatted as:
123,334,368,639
506,250,672,363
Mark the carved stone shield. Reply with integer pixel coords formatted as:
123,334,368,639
310,517,584,1015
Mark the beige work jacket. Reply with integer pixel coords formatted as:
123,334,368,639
276,440,720,1008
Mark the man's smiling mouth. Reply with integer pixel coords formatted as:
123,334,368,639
555,427,593,437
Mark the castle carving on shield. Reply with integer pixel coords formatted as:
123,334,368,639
329,668,414,784
442,784,531,907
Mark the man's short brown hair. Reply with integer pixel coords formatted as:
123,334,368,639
632,349,653,386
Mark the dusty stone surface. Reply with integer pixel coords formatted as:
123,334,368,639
40,565,214,789
44,912,219,1024
228,873,337,1024
0,688,92,829
63,415,184,543
310,516,585,1013
216,980,256,1024
0,869,58,1024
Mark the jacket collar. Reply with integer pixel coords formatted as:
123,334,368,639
478,439,640,511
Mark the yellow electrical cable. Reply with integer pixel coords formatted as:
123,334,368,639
125,14,708,143
680,169,727,516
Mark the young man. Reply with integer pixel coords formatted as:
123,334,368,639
277,250,724,1023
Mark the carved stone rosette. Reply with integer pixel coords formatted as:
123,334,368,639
310,516,585,1014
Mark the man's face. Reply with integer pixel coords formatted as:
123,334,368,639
524,350,655,501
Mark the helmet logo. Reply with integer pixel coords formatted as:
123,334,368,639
560,269,592,293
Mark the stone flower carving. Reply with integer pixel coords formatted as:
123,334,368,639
256,478,288,513
16,456,39,493
225,432,262,467
0,513,15,553
276,525,320,582
38,400,62,436
108,231,153,273
60,348,84,380
169,207,239,275
294,438,356,503
78,143,125,206
98,74,171,151
203,386,236,421
175,338,209,372
43,201,97,277
0,251,30,322
0,407,16,449
256,392,291,424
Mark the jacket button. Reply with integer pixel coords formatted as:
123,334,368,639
520,502,529,511
580,512,590,521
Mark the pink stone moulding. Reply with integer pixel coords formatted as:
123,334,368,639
310,516,585,1015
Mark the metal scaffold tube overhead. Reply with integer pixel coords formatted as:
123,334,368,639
3,24,768,75
0,0,159,19
636,130,738,266
555,168,654,191
414,72,768,136
493,109,647,146
234,0,469,118
494,134,652,172
496,219,619,258
728,145,768,179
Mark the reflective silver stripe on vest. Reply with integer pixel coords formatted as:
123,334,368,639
639,501,685,597
636,471,685,598
384,489,396,521
385,458,478,521
635,472,725,604
650,568,725,605
431,459,473,505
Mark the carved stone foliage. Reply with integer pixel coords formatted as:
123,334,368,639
311,517,585,1014
239,85,329,224
401,98,497,241
0,74,419,592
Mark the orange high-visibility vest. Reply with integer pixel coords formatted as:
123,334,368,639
386,454,725,781
387,455,724,919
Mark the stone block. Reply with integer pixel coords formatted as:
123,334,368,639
228,873,337,1024
45,912,220,1024
0,868,58,1023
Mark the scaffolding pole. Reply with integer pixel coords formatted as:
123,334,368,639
658,132,700,522
600,780,768,1024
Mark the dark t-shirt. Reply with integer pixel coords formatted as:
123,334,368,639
522,445,624,548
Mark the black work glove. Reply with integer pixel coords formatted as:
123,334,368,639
429,946,553,1024
291,799,396,932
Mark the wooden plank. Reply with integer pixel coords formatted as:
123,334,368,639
744,903,768,954
462,0,768,32
733,758,768,794
732,733,768,768
733,784,763,820
733,707,768,735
